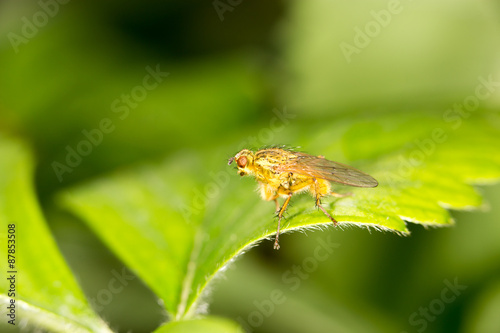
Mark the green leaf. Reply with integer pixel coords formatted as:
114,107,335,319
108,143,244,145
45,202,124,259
0,138,112,333
154,316,244,333
58,111,500,324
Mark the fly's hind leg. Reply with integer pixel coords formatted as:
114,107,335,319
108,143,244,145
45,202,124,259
315,196,338,226
330,191,352,198
312,178,338,226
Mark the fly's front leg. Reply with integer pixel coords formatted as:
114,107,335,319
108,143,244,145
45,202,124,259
274,193,292,250
259,183,280,213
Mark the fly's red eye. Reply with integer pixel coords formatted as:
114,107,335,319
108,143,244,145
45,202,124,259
237,156,247,168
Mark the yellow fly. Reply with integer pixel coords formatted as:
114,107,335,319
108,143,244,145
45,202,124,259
228,147,378,250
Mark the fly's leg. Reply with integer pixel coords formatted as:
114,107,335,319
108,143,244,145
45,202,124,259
313,178,338,226
315,196,338,226
274,193,292,250
330,192,352,198
274,199,280,213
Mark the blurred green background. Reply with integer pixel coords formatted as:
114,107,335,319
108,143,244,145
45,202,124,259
1,0,500,332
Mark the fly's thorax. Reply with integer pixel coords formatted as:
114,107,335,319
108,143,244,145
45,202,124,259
281,172,308,187
255,148,297,165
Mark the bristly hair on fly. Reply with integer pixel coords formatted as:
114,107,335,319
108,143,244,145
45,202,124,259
259,144,301,152
227,145,301,162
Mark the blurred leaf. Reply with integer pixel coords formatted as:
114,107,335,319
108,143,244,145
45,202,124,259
154,317,244,333
58,110,500,326
0,5,264,192
464,280,500,333
0,138,112,333
279,0,500,113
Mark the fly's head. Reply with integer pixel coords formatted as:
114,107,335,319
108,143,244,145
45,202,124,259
228,149,255,176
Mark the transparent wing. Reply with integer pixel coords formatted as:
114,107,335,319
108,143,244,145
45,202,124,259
277,152,378,187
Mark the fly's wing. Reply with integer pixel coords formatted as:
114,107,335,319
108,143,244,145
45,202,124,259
277,152,378,187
